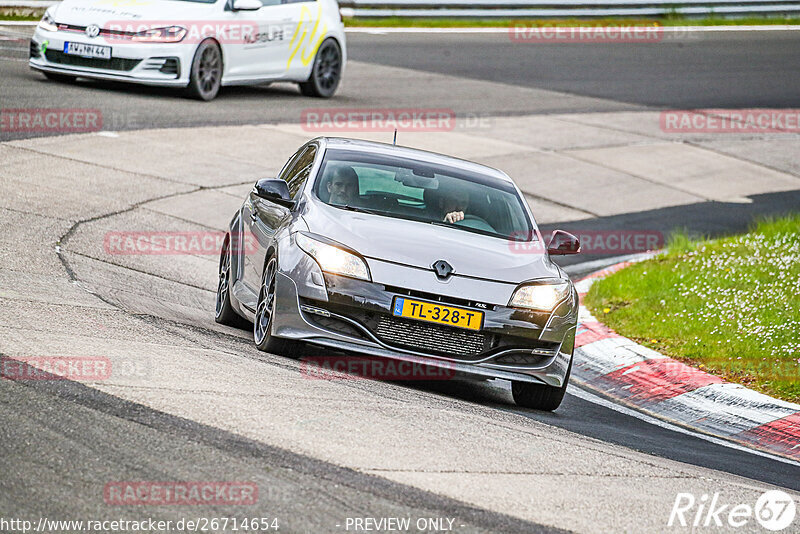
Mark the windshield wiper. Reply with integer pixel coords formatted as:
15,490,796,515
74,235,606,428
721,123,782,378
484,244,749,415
333,204,383,216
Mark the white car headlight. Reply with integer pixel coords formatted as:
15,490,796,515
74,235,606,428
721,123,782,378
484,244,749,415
509,280,571,311
296,233,370,281
132,26,187,43
38,10,58,32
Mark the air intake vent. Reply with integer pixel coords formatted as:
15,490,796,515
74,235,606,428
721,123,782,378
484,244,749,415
142,57,180,77
30,41,40,58
375,315,487,358
493,350,557,366
159,57,179,76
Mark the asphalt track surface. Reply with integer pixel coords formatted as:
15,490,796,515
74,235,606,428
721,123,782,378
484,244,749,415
2,26,800,532
2,29,800,137
346,30,800,109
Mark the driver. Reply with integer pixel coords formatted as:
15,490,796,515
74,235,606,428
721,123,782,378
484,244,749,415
326,166,359,206
433,185,470,224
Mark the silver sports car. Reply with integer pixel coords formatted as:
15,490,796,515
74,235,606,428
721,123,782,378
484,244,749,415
216,137,581,410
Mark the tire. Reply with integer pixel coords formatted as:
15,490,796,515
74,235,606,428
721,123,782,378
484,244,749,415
187,39,222,101
44,72,76,83
253,256,303,357
298,38,342,98
511,358,572,411
215,238,247,328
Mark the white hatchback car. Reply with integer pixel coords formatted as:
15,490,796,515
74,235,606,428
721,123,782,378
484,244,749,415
29,0,346,100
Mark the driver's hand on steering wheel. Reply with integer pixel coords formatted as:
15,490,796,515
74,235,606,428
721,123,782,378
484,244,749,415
444,211,465,224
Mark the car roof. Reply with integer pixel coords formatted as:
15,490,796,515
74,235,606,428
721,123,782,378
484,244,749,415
316,137,513,183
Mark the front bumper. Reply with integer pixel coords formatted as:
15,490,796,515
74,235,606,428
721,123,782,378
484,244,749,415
29,28,192,86
272,242,577,387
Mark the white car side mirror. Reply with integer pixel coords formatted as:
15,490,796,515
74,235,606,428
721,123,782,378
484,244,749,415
232,0,261,10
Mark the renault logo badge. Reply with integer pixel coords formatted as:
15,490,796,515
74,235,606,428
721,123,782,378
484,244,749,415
432,260,454,280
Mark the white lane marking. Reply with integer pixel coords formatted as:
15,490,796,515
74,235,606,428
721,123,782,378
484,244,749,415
621,364,640,376
96,131,120,138
346,25,800,34
567,384,800,467
654,382,800,436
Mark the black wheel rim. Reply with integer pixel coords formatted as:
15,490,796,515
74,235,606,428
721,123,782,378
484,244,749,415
215,242,230,318
254,258,277,345
197,44,221,97
315,42,341,92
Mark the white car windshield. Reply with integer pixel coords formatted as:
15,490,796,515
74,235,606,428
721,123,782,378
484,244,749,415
315,149,535,242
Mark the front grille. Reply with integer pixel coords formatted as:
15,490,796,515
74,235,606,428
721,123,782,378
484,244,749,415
30,41,40,58
44,50,141,71
375,315,487,357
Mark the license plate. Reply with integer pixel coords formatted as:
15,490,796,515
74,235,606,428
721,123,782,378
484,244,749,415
392,297,483,331
64,42,111,59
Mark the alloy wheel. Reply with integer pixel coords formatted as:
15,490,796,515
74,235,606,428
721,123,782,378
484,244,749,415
254,258,277,345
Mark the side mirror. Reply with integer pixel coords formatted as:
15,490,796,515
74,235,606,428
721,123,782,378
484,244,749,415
547,230,580,255
253,179,294,208
232,0,261,10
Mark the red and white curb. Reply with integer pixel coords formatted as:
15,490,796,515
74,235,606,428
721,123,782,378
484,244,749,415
571,259,800,462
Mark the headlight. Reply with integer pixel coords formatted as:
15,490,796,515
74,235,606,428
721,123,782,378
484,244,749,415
509,280,571,311
295,233,371,281
132,26,187,43
38,10,58,32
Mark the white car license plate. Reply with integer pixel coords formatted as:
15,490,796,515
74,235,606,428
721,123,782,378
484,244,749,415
64,42,111,59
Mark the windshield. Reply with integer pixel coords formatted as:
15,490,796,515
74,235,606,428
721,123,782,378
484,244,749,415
314,149,535,241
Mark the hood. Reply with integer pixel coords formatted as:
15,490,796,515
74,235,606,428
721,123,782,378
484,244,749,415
301,199,560,284
52,0,216,27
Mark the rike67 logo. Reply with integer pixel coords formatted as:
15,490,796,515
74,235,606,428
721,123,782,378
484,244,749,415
669,490,797,531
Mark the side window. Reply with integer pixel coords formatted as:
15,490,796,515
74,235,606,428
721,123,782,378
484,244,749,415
282,145,317,199
277,149,303,182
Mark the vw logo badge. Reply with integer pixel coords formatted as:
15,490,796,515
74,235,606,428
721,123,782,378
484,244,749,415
432,260,454,280
85,24,101,38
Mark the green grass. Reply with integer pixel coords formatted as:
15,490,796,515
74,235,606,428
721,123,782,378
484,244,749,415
343,16,800,28
0,14,40,21
585,215,800,403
